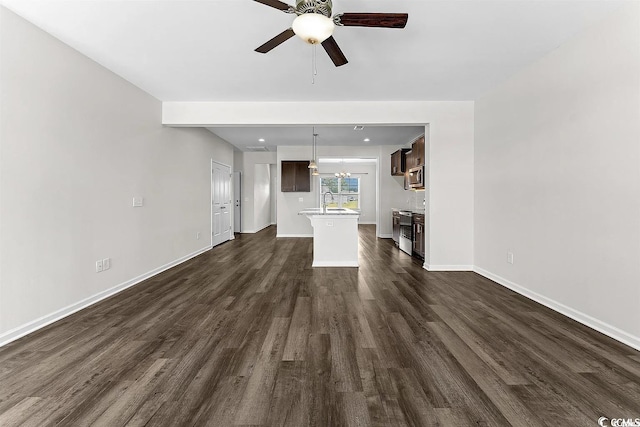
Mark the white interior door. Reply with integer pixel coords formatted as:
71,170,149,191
212,162,231,247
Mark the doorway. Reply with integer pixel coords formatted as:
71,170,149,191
211,161,231,247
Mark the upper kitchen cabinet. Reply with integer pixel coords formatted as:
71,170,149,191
393,136,425,174
401,135,426,190
391,149,409,176
412,136,425,168
405,136,425,170
281,160,311,192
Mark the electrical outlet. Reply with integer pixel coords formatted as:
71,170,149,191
96,260,103,272
196,232,201,240
507,251,514,264
298,197,304,202
103,258,111,270
132,197,144,207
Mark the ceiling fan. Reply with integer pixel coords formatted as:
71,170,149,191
253,0,408,67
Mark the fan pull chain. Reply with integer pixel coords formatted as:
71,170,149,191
311,43,318,84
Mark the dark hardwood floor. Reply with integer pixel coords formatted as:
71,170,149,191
1,225,639,426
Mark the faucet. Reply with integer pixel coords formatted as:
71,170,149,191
322,192,334,212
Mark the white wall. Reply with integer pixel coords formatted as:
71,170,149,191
253,163,272,232
0,8,234,342
474,4,640,348
316,162,377,224
270,164,277,224
427,110,475,271
233,151,277,233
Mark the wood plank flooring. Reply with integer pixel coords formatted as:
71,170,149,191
1,225,639,426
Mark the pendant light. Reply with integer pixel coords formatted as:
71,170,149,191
309,126,319,172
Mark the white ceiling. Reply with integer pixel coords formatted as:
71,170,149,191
1,0,625,102
1,0,625,150
209,125,425,151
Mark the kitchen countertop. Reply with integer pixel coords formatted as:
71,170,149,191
298,208,360,216
392,208,425,215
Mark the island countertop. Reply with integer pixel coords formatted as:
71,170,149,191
298,208,360,216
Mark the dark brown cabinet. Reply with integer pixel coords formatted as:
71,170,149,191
281,160,311,192
404,137,425,170
391,149,409,176
412,136,425,168
405,149,414,170
412,213,425,259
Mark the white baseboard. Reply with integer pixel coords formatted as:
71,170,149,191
312,261,359,267
0,246,213,348
242,223,272,234
378,234,393,239
424,264,473,271
276,234,313,238
270,222,277,225
473,266,640,351
359,221,377,225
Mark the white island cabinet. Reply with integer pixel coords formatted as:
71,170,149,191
298,208,360,267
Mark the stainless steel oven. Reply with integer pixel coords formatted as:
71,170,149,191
399,211,413,255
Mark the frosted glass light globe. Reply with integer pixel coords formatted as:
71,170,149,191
292,13,335,44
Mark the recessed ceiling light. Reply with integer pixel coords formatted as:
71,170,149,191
364,138,370,142
354,125,364,131
258,138,265,142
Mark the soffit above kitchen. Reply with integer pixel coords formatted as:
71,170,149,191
0,0,626,102
209,125,424,152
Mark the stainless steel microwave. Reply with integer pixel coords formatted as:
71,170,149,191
407,166,424,189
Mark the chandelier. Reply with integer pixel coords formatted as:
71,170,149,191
334,159,350,178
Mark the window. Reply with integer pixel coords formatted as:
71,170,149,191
319,177,360,209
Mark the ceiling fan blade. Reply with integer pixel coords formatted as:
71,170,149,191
321,36,348,67
337,13,408,29
255,28,295,53
253,0,292,12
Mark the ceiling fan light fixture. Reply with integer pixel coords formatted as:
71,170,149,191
292,13,335,44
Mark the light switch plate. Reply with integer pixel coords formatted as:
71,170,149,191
132,197,144,207
102,258,110,270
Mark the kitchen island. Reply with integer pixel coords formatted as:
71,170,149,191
298,208,360,267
